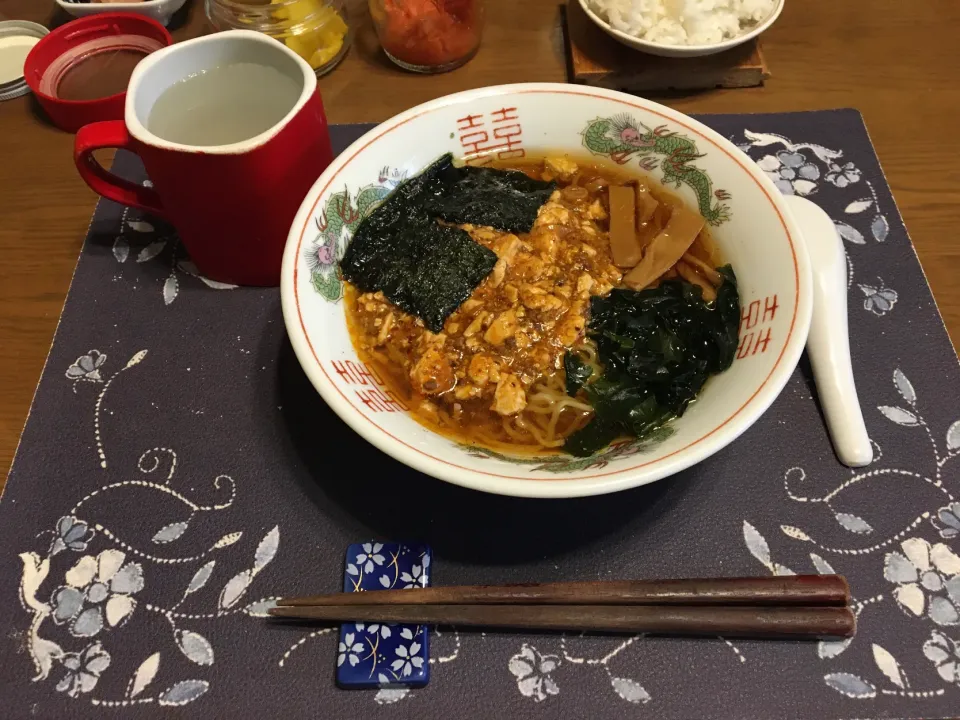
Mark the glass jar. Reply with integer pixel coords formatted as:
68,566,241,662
369,0,484,73
206,0,352,77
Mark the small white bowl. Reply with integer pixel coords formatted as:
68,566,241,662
281,83,812,498
56,0,189,27
577,0,784,58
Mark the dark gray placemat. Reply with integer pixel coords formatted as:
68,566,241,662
2,111,959,720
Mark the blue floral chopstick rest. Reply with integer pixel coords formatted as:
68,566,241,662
336,542,431,689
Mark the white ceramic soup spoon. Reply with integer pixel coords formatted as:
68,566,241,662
783,195,873,467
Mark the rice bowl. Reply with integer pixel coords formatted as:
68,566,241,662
578,0,784,58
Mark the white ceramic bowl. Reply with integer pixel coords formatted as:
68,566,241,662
56,0,189,27
281,83,811,498
577,0,784,58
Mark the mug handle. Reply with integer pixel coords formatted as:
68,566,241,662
74,121,165,217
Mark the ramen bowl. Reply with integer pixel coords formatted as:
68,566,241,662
280,83,811,498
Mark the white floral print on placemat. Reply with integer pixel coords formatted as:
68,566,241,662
16,347,281,708
112,205,237,306
738,129,896,314
742,368,959,703
859,278,899,316
509,644,560,702
885,538,960,625
65,351,107,388
756,150,822,196
499,628,744,708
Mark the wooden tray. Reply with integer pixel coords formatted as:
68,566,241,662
564,0,770,92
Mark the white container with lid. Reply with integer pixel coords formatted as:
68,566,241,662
0,20,48,101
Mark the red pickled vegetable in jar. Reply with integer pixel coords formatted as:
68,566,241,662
370,0,484,72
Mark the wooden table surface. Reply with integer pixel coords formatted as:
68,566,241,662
1,0,959,487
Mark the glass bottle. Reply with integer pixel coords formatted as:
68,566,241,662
368,0,484,73
206,0,352,77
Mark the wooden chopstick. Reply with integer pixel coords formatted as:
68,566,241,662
268,577,854,639
267,603,856,639
276,576,849,608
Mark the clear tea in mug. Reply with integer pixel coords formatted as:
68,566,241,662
146,62,302,146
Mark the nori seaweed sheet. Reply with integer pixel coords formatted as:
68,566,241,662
423,157,557,233
339,155,448,293
387,224,498,333
340,153,555,332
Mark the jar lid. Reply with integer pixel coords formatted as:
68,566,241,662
0,20,48,101
23,13,173,132
32,15,169,102
37,31,167,100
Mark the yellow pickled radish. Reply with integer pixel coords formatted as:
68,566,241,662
270,0,347,70
316,5,348,36
271,0,320,23
284,29,320,63
309,6,347,68
308,42,339,68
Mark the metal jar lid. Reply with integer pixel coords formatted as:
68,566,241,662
0,20,49,101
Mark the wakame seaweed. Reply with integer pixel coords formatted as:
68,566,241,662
563,352,594,396
564,267,741,457
339,154,555,332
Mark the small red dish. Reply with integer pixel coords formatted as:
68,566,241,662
24,14,172,133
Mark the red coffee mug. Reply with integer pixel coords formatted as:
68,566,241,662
74,30,333,286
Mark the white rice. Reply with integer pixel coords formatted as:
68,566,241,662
585,0,777,46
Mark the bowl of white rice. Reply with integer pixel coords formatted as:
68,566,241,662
579,0,783,57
